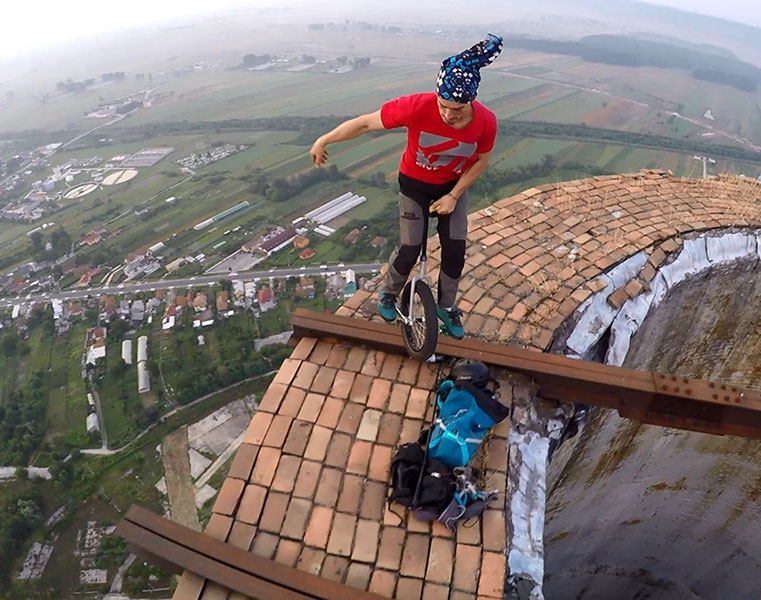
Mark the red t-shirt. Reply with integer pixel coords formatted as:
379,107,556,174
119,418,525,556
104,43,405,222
380,92,497,184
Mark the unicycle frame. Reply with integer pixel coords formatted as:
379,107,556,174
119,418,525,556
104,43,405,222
396,215,432,326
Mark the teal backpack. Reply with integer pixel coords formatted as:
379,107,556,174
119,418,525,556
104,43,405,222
427,377,510,469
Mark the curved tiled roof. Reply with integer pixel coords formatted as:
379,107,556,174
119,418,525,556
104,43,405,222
343,171,761,350
177,171,761,599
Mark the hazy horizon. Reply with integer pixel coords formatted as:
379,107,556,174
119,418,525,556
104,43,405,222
3,0,761,64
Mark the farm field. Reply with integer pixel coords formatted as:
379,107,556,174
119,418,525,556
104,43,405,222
3,36,761,285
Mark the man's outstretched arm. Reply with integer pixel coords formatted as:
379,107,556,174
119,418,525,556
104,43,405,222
310,110,385,167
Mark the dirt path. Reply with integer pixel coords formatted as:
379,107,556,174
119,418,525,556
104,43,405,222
161,427,200,531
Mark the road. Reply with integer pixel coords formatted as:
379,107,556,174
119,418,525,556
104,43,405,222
0,262,383,308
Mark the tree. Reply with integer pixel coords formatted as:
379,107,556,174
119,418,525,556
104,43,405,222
1,333,17,356
218,278,233,294
84,306,99,326
110,360,127,379
109,318,127,340
29,231,42,250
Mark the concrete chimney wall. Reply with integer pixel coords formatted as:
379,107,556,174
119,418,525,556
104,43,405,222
544,260,761,599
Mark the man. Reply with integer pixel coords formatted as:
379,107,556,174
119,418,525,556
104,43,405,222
309,34,502,339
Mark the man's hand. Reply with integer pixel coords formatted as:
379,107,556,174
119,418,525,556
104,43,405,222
430,193,457,215
310,140,328,167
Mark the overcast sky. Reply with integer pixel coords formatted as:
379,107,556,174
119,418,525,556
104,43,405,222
2,0,760,63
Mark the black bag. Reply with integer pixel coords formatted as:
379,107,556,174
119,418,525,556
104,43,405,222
388,443,454,521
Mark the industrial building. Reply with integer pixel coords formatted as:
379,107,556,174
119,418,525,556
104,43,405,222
86,413,100,434
136,336,150,394
303,192,366,226
121,340,132,364
193,201,250,231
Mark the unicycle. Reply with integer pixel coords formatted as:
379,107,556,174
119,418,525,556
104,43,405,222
397,214,438,361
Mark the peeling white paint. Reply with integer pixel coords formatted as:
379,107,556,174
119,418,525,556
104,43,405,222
507,428,549,596
566,252,647,356
569,230,761,363
606,292,655,366
659,237,709,288
706,232,756,264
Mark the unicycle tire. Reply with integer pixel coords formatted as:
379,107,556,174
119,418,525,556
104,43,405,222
400,280,438,361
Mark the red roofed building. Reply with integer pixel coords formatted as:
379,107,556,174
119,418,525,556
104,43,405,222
216,291,229,312
257,288,275,312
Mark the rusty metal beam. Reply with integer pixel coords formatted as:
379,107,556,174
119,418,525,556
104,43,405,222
116,505,388,600
290,308,761,439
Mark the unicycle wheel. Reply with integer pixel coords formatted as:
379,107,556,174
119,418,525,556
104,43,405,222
400,280,438,360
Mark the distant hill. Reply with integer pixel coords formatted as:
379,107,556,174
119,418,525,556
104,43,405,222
502,34,761,92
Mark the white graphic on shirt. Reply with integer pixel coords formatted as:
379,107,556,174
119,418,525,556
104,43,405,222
415,132,477,174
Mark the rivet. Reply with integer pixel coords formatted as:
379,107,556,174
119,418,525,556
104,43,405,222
674,387,680,392
721,384,727,390
683,378,689,384
709,383,715,388
731,387,737,392
685,389,691,395
672,376,678,382
735,398,741,403
712,394,718,399
724,396,730,401
662,385,668,391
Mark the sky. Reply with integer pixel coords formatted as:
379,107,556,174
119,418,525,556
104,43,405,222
1,0,760,62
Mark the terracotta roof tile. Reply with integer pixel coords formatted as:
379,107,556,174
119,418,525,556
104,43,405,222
282,420,312,456
270,455,300,493
316,397,344,429
314,468,342,506
396,577,424,599
349,373,374,404
367,444,392,481
227,444,259,481
369,570,397,596
263,415,293,448
237,484,267,525
327,513,356,557
290,337,318,361
297,547,325,575
259,491,289,533
297,393,325,423
275,539,302,567
478,552,506,598
280,498,311,540
304,506,333,549
380,354,403,380
346,440,372,476
400,534,430,578
252,531,279,558
325,432,352,469
292,460,321,499
250,447,280,487
346,563,373,590
330,370,355,399
311,366,337,395
303,425,332,462
227,521,256,551
322,556,349,583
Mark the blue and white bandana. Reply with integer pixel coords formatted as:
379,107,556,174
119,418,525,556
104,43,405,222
436,33,504,103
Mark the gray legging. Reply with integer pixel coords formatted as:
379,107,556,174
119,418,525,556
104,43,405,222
382,190,468,309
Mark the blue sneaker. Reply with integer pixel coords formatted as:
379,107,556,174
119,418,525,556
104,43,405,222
378,292,397,322
437,306,464,339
